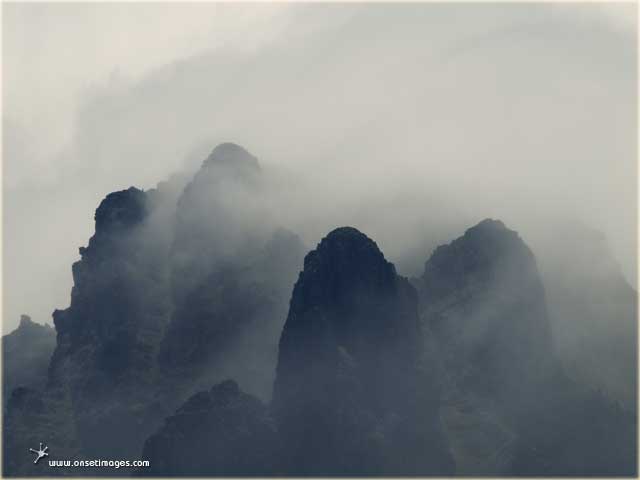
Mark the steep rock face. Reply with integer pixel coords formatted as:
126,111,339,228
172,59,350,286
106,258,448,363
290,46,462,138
2,316,58,476
139,380,280,476
530,222,637,411
168,142,265,294
273,227,453,475
414,220,551,474
416,219,636,475
418,219,557,402
508,378,635,476
159,144,305,401
2,315,56,400
49,186,174,459
4,143,306,476
3,186,177,476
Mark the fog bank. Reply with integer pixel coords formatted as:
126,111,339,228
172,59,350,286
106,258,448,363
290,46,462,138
3,2,636,332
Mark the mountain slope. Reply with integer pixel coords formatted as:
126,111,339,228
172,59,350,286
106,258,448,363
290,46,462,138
415,219,636,476
529,221,637,411
159,143,305,401
2,315,56,400
138,379,280,476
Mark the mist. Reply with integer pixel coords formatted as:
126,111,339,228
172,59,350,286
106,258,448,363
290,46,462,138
3,2,637,333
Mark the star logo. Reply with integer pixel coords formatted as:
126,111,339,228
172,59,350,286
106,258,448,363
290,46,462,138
29,443,49,464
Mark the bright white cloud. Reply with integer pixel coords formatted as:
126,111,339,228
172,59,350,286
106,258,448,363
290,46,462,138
2,3,295,186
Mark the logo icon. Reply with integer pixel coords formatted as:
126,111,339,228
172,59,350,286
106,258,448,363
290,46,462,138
29,443,49,464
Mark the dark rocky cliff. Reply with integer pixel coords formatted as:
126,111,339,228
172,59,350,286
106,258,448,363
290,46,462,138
4,185,178,476
273,227,453,475
3,143,634,476
49,186,173,459
4,143,306,476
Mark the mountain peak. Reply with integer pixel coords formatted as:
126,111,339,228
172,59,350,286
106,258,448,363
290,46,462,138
203,142,260,170
325,226,373,242
94,187,147,233
15,314,52,332
19,314,33,328
460,218,516,244
418,219,556,395
424,219,531,280
304,226,391,273
273,227,451,474
471,218,507,231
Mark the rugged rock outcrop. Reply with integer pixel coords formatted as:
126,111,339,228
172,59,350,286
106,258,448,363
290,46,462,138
2,315,56,400
3,185,177,476
139,380,280,476
415,219,636,476
4,143,306,476
47,186,175,461
2,316,59,475
273,227,453,475
159,143,305,401
5,138,634,477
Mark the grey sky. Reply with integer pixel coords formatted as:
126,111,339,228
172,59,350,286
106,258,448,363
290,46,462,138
2,2,637,332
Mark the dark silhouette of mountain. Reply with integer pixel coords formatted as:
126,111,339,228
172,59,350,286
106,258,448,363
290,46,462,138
47,186,174,460
4,387,49,475
2,315,55,400
273,227,454,475
3,385,81,477
3,143,635,477
4,143,305,476
2,317,60,476
138,379,281,476
4,180,185,476
415,219,636,476
4,185,177,476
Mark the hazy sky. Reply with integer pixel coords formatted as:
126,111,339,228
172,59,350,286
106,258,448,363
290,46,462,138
2,2,637,332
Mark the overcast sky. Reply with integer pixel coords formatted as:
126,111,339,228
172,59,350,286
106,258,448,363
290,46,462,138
2,2,637,332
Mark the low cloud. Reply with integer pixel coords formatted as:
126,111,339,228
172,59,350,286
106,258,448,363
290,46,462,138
3,3,636,331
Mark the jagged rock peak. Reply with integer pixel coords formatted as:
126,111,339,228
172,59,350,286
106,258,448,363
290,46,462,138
175,142,262,218
424,218,533,276
94,186,147,233
279,226,420,348
16,314,53,332
471,217,506,230
322,225,378,243
273,226,453,475
19,314,32,327
303,226,396,276
284,227,413,343
418,217,556,393
203,142,260,171
458,217,517,244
